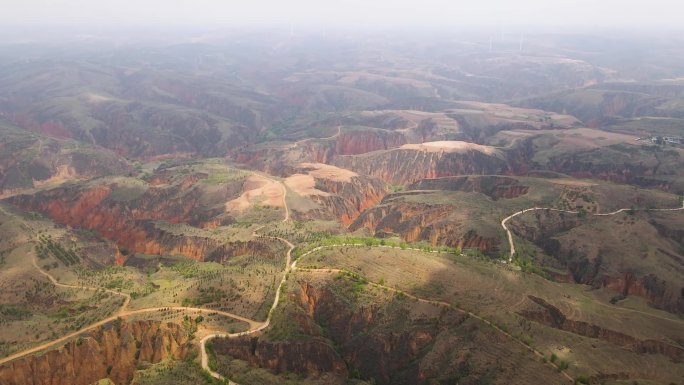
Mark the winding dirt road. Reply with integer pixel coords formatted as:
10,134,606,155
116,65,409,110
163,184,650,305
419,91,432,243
0,172,291,378
31,256,132,311
501,202,684,262
501,207,578,262
0,259,261,367
200,173,294,384
7,172,684,383
202,195,684,384
294,266,576,383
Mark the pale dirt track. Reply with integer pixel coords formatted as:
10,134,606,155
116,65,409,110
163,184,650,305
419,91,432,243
294,266,576,383
501,202,684,261
201,174,293,384
199,194,684,384
7,171,683,383
0,172,290,376
0,259,261,367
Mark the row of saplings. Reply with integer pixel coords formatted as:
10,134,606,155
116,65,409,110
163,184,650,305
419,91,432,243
35,235,81,266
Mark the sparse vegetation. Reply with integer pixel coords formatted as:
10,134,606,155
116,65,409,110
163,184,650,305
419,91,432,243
2,30,684,385
35,235,80,266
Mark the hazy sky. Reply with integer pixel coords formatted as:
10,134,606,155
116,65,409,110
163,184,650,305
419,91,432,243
4,0,683,31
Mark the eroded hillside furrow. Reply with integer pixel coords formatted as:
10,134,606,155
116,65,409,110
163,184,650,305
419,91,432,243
334,148,510,185
213,281,453,385
5,179,279,263
0,320,191,385
409,175,530,200
309,176,387,224
7,186,220,262
284,163,388,225
350,196,501,254
333,130,408,155
213,279,568,385
211,338,348,377
519,296,684,361
507,211,684,314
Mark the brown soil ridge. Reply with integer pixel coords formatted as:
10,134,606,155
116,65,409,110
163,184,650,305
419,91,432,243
0,320,191,385
334,144,510,185
5,180,280,263
350,196,500,254
409,175,530,200
519,295,684,361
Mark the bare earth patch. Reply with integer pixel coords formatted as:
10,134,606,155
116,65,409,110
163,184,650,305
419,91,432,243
299,162,357,182
284,163,357,197
549,179,598,187
284,174,326,197
33,165,77,188
392,110,460,131
225,175,284,213
401,141,501,155
453,100,581,126
520,127,639,147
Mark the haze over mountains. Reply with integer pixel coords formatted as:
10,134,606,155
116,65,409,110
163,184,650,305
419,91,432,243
1,4,684,385
3,0,684,30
